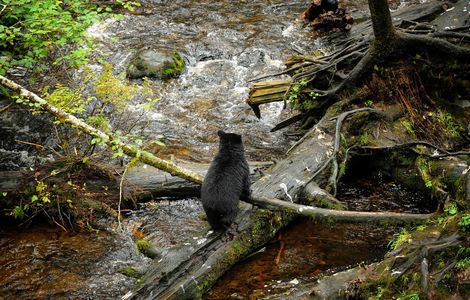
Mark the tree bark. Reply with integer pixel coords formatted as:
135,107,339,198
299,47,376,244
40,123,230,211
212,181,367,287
368,0,397,54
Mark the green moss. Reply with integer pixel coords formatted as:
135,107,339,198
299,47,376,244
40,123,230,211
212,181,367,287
162,52,185,79
118,266,141,278
388,228,412,250
358,132,371,146
231,240,244,255
416,156,433,189
197,213,207,221
400,119,416,138
136,239,150,254
435,109,463,138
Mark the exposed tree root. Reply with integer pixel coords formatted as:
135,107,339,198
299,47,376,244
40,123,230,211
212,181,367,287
354,142,470,158
247,3,469,131
389,232,462,280
396,32,470,59
297,107,386,195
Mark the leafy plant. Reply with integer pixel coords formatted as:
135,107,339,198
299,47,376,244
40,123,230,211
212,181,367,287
389,228,411,250
444,203,458,216
0,0,140,75
41,62,157,158
11,204,26,219
435,109,462,138
456,257,470,270
458,214,470,231
288,78,314,110
162,52,185,78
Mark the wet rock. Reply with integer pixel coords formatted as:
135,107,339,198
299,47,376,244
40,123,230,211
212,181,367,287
0,149,52,170
127,49,185,79
0,100,56,170
302,0,354,32
432,0,469,30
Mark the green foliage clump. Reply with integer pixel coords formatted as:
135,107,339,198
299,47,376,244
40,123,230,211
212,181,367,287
288,78,317,110
41,83,91,115
118,266,141,278
9,178,76,221
458,214,470,231
93,63,138,111
0,0,140,75
41,62,157,158
388,228,412,250
435,109,462,138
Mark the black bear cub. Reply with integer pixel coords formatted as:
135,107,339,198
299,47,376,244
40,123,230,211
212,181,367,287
201,130,251,231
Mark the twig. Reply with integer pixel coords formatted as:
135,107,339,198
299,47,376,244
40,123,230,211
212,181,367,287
431,31,470,41
248,62,314,82
274,232,285,265
118,163,131,230
433,261,456,286
15,139,44,149
356,141,463,157
0,4,6,16
0,102,13,113
302,108,385,190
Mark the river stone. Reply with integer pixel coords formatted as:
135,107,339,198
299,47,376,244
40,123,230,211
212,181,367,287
127,49,185,79
432,0,469,30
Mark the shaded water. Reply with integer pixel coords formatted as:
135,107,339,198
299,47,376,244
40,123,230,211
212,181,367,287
0,199,207,299
206,220,397,299
0,224,148,299
337,175,437,214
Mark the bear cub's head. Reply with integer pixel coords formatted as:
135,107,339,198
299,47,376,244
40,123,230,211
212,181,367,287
217,130,242,145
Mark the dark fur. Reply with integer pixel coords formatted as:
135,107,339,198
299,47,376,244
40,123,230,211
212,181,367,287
322,0,338,12
201,130,251,231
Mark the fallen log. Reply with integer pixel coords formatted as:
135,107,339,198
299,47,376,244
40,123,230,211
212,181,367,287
246,78,291,118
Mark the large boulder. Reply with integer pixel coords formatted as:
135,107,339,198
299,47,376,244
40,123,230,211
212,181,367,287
126,49,185,79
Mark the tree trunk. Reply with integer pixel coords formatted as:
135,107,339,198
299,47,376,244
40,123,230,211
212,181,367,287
368,0,397,55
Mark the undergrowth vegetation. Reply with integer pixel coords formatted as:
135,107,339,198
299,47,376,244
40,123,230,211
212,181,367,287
0,0,140,75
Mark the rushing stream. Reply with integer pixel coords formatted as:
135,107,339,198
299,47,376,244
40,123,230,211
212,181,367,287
87,0,323,161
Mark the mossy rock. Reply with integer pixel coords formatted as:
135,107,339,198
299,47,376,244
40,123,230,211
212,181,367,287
127,49,185,79
136,239,161,259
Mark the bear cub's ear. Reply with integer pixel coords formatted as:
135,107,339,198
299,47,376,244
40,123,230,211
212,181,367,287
217,130,226,137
